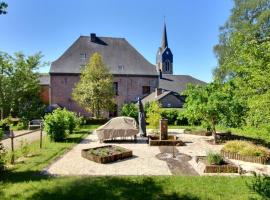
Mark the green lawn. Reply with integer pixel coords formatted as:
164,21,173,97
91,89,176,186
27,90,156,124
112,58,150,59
0,125,268,200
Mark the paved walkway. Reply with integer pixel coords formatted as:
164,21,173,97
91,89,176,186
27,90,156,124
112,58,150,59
44,129,270,176
1,129,44,150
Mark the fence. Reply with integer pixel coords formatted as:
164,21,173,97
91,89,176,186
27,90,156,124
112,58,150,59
8,125,43,164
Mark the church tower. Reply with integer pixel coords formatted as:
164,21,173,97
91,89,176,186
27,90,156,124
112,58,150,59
156,23,173,75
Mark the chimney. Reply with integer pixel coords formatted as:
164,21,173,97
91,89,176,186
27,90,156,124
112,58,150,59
159,69,162,79
155,88,163,97
90,33,96,42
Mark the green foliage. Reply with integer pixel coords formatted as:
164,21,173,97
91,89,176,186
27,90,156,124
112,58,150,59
213,0,270,134
44,108,79,141
0,52,46,121
161,109,178,125
223,141,269,157
206,152,224,165
0,143,6,172
20,139,30,157
11,121,27,131
146,101,162,130
72,53,115,118
0,1,8,15
120,103,138,120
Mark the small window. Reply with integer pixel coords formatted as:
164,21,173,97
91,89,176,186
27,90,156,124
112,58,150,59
64,77,68,85
164,60,170,72
142,86,150,95
80,53,86,61
113,82,118,95
118,65,124,71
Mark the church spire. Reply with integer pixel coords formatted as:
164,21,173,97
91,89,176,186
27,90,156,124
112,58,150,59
161,22,168,49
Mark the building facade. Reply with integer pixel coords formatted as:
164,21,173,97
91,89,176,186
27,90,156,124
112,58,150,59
49,24,205,117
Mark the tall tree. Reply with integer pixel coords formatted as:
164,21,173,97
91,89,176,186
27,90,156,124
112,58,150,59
72,53,115,118
214,0,270,129
0,52,45,121
214,0,270,80
0,2,7,15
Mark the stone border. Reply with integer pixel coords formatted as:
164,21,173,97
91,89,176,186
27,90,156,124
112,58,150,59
221,150,269,164
81,145,133,164
148,135,185,146
183,129,212,136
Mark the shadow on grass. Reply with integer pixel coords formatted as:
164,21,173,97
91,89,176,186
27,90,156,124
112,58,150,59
28,176,200,200
0,170,50,183
248,173,270,199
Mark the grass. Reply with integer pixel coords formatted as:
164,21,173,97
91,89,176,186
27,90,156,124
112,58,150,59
222,140,269,157
0,124,267,200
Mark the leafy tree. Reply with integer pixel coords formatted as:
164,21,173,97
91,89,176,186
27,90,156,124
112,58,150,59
72,53,115,118
0,2,8,15
120,103,138,120
213,0,270,132
183,83,238,144
214,0,270,80
146,101,162,132
0,52,45,121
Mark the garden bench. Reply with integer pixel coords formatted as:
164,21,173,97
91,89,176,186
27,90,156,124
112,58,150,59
28,119,42,130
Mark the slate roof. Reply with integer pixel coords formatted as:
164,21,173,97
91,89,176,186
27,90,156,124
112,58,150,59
141,89,184,105
50,35,158,76
159,74,206,94
39,73,50,85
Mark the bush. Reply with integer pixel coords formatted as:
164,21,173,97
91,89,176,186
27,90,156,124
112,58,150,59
161,109,178,125
206,152,224,165
0,143,6,172
11,121,27,131
223,141,269,157
146,101,162,131
120,103,138,120
44,108,79,142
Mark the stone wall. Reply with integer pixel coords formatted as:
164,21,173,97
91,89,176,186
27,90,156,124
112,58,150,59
50,74,158,117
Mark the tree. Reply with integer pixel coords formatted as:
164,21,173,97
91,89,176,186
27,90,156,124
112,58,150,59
183,83,237,144
146,101,162,132
213,0,270,130
72,53,115,118
214,0,270,80
0,2,8,15
0,52,45,121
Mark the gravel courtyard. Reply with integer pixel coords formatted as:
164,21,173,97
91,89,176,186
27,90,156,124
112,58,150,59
45,129,270,176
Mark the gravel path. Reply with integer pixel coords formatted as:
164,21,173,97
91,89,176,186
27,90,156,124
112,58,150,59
44,129,270,176
45,133,172,176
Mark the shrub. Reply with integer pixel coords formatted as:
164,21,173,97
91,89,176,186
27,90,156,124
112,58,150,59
0,143,6,172
206,152,224,165
120,103,138,120
223,141,269,157
161,109,178,125
44,108,79,142
20,139,30,157
146,101,162,131
11,121,27,131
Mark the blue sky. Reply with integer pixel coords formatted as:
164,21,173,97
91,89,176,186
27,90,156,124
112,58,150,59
0,0,233,82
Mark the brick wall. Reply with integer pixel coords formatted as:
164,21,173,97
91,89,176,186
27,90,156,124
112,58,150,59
50,74,158,117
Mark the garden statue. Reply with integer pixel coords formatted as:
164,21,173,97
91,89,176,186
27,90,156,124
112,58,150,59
138,97,146,137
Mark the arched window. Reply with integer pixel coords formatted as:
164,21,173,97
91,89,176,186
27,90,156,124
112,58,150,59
164,60,170,72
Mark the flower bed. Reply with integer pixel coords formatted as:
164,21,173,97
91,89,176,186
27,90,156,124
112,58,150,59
81,145,132,164
183,129,212,136
148,135,185,146
195,156,239,174
221,141,269,164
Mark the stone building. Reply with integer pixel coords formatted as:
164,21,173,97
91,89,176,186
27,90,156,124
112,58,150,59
48,24,205,117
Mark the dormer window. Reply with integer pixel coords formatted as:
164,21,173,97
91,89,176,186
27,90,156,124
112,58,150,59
80,53,86,61
118,65,124,71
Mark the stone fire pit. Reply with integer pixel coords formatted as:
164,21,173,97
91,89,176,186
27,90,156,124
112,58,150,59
81,145,132,164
